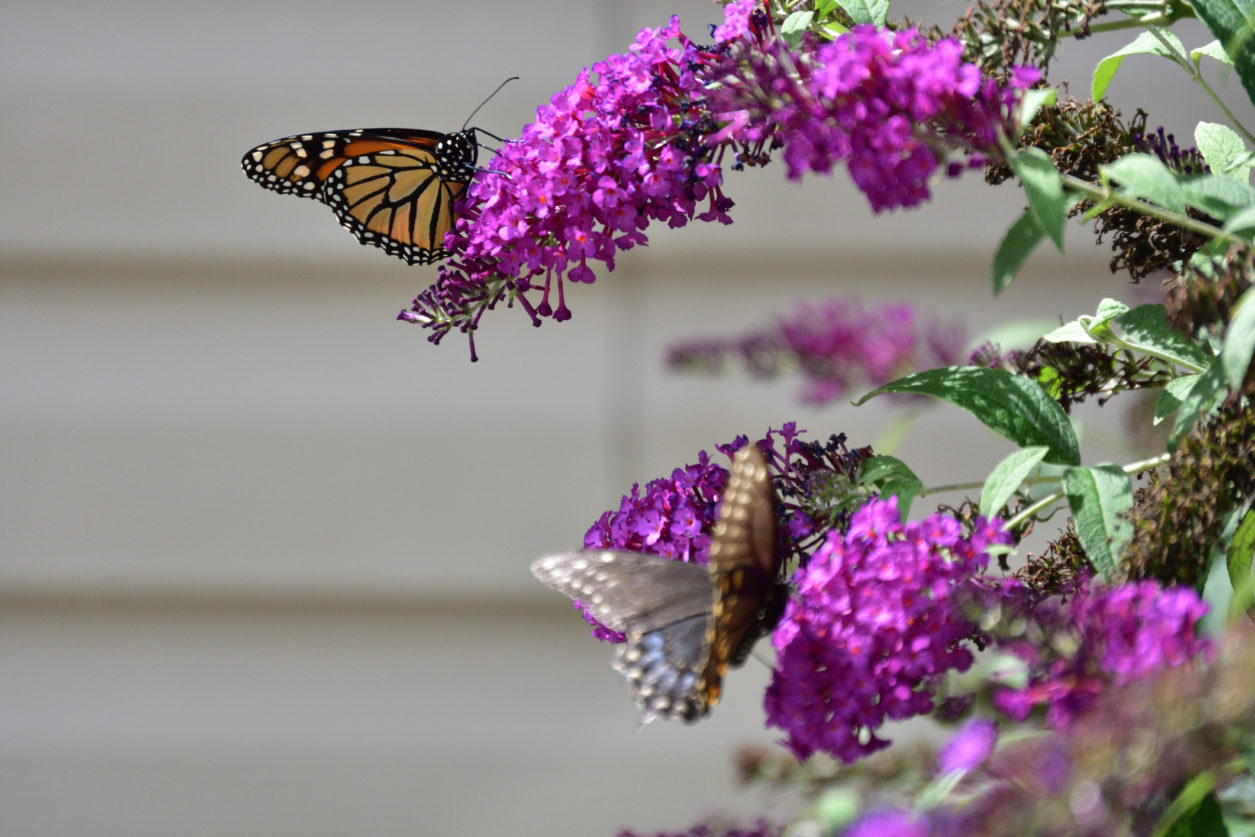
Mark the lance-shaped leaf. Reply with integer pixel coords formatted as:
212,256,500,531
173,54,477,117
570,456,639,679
1011,148,1066,250
980,446,1049,518
1229,507,1255,612
1195,121,1253,182
992,209,1045,295
857,367,1081,465
1221,286,1255,388
1101,153,1187,214
861,455,923,515
1092,30,1187,100
1063,464,1134,578
1191,0,1255,109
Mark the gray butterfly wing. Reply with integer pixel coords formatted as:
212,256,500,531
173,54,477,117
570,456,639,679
530,551,711,634
530,550,712,722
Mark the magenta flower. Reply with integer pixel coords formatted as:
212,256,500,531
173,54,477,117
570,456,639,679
992,577,1212,728
399,9,1035,356
668,296,967,404
400,14,735,357
937,717,998,773
842,810,931,837
764,497,1010,763
711,26,1038,211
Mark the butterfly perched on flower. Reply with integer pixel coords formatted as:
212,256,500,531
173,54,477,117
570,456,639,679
241,127,477,265
531,445,789,723
240,79,515,266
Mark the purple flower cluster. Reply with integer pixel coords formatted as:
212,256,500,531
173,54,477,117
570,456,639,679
842,811,931,837
667,296,967,404
709,26,1038,211
992,578,1212,728
399,10,1035,354
400,14,735,355
937,717,999,773
764,497,1010,763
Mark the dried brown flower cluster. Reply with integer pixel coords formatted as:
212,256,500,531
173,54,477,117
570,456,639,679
1124,397,1255,584
1165,246,1255,338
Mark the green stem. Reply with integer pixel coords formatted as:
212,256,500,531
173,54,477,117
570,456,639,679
1192,70,1255,147
919,480,986,497
1143,26,1255,146
1061,0,1192,36
1059,173,1251,251
1003,488,1067,530
1001,453,1170,530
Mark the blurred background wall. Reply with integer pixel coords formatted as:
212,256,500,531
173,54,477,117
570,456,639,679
1,1,1246,834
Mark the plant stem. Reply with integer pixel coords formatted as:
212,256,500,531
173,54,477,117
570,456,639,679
1060,173,1252,251
1192,72,1255,147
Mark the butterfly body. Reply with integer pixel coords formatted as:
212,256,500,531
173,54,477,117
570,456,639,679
531,445,787,723
241,127,477,265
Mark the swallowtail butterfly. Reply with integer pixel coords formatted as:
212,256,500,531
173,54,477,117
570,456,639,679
531,445,788,723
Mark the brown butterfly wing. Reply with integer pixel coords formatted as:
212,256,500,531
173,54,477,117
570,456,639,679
240,128,475,265
695,444,786,715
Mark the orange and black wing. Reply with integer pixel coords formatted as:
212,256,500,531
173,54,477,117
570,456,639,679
241,128,476,265
697,444,787,715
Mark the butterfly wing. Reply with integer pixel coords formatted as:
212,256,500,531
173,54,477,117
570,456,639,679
696,444,787,714
530,551,710,635
531,551,713,722
240,128,477,265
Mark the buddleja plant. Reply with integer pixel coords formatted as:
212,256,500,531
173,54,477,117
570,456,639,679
399,0,1255,833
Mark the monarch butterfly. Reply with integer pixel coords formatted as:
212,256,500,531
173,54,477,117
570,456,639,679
240,80,514,265
530,445,789,723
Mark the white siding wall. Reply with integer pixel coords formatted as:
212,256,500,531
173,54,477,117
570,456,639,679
1,1,1243,834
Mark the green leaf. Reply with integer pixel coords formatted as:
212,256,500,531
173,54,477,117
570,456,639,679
1154,778,1227,837
1101,153,1187,214
992,209,1045,294
1042,299,1129,346
1115,304,1216,369
980,446,1049,518
781,10,814,46
1182,173,1255,221
1171,357,1228,439
1016,87,1056,137
836,0,889,26
1011,148,1067,250
1092,29,1188,100
861,455,923,515
856,367,1081,466
1043,319,1099,344
1221,203,1255,238
1192,38,1235,65
1221,286,1255,388
1094,297,1131,326
1228,508,1255,609
1155,374,1200,423
1190,0,1255,109
1195,122,1252,182
1063,464,1134,578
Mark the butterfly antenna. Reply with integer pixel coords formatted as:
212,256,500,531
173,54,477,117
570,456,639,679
462,76,519,131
